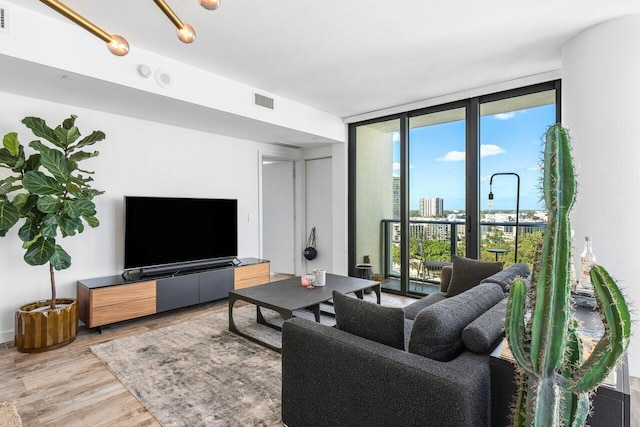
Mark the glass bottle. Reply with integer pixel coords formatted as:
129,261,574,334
578,236,596,295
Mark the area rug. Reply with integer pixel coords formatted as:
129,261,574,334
0,402,22,427
90,306,305,427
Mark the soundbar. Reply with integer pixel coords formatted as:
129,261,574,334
139,257,236,277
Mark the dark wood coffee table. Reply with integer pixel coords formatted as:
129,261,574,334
228,273,381,352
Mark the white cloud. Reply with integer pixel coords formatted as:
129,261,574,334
393,162,400,171
527,165,540,171
437,144,505,161
437,150,465,162
495,112,516,120
480,144,506,157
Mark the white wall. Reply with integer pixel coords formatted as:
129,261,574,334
562,13,640,377
304,158,333,273
0,91,265,342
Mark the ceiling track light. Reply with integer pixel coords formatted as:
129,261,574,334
152,0,195,44
39,0,221,57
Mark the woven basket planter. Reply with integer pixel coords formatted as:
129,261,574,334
15,299,78,353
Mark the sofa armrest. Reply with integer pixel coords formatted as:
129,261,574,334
282,317,491,427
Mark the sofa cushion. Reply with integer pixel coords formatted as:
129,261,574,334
439,266,453,293
403,292,447,320
462,299,507,353
332,290,405,350
446,256,503,297
480,263,531,292
408,283,504,361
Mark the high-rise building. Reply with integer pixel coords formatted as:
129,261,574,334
392,176,400,219
419,197,444,217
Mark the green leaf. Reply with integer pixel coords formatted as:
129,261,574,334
63,199,96,218
18,219,39,242
3,132,20,156
36,195,62,213
25,154,41,172
0,200,20,236
41,214,59,238
29,140,49,153
21,117,61,148
50,244,71,270
54,125,81,148
40,149,69,182
22,171,63,195
14,194,38,215
62,115,77,130
83,215,100,228
59,216,81,237
0,176,20,195
70,130,106,151
69,150,99,163
23,236,55,266
0,148,18,168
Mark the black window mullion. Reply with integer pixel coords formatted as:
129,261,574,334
465,99,480,259
399,114,410,293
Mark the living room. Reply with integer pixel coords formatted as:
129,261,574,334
1,1,639,425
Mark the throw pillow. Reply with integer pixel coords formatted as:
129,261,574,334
446,255,503,297
480,263,531,293
462,299,507,353
332,290,405,350
408,283,504,361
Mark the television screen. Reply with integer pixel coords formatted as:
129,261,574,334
124,196,238,270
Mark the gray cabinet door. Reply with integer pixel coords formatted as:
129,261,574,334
157,274,200,312
199,268,234,302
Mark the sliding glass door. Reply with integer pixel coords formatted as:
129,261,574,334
353,118,402,292
479,89,557,266
407,107,466,293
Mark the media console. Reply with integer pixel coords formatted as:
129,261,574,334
77,258,270,331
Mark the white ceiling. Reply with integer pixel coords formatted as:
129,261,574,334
4,0,640,141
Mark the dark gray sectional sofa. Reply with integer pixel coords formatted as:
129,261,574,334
281,262,530,427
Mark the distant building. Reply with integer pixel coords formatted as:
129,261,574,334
393,177,400,219
419,197,444,217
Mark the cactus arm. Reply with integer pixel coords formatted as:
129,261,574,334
568,265,631,393
512,371,529,427
529,125,576,375
505,278,533,373
560,320,590,426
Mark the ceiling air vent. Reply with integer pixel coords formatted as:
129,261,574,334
0,5,8,35
254,92,274,110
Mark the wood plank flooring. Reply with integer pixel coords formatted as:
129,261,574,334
1,298,232,426
1,283,637,426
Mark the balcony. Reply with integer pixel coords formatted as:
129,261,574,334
378,218,545,295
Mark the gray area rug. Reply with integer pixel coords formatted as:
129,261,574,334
90,306,308,427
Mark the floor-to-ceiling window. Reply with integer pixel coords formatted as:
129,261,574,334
349,81,559,296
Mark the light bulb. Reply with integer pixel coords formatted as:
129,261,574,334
198,0,221,10
487,199,494,208
177,23,196,43
107,35,130,56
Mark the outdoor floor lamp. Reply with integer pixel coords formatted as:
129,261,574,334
488,172,520,263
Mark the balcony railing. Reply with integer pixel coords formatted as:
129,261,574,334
381,218,545,285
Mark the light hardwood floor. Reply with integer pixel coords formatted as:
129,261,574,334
1,286,638,426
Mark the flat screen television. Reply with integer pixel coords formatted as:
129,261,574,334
124,196,238,273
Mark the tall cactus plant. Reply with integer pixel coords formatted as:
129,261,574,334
504,124,631,426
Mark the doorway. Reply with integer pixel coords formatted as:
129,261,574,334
262,158,296,275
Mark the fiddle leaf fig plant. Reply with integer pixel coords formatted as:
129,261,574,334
0,115,105,308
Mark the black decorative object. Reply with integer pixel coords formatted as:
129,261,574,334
303,226,317,260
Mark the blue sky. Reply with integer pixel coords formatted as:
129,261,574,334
393,104,555,211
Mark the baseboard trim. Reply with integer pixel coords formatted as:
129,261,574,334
1,329,13,345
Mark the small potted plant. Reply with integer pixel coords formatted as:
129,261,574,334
0,115,105,352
